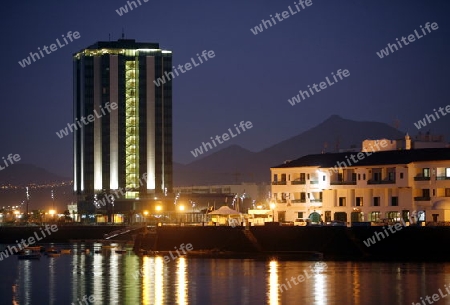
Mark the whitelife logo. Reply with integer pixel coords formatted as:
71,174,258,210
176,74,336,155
328,140,388,174
266,262,328,298
412,284,450,305
250,0,313,35
376,22,439,59
287,69,350,106
115,0,150,16
362,220,406,247
93,173,148,208
0,153,21,171
0,225,58,261
56,102,118,139
18,31,81,68
71,294,95,305
190,121,253,158
153,50,215,87
132,243,194,279
414,105,450,130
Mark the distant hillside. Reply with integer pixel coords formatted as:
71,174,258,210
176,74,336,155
259,114,406,166
173,115,406,186
0,115,408,192
0,164,73,209
174,145,269,185
0,184,74,211
0,163,70,185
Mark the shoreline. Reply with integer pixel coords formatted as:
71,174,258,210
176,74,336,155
2,224,450,262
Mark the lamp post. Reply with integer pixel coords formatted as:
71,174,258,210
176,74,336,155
155,205,162,226
51,189,55,211
49,209,56,223
143,210,148,224
111,196,115,224
25,187,30,222
270,202,276,222
179,205,185,225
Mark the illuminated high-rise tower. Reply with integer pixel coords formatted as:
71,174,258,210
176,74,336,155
73,39,173,208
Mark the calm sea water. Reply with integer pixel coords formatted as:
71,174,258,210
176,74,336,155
1,242,450,305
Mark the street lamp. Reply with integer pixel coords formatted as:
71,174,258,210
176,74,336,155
143,210,148,224
51,189,55,210
178,205,185,225
49,209,56,222
270,203,276,222
14,210,20,222
155,205,162,226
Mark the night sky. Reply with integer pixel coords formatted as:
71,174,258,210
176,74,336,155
1,0,449,178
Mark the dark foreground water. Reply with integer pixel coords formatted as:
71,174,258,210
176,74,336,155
1,242,450,305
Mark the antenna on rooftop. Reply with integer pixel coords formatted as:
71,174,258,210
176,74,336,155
121,28,125,39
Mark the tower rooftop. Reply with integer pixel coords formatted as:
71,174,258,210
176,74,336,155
86,39,160,50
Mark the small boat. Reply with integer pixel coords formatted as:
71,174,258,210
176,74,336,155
23,246,45,253
18,249,41,260
46,248,61,257
60,249,72,254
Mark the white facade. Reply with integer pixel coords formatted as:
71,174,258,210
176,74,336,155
270,150,450,224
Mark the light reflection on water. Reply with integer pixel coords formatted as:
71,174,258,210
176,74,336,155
2,243,450,305
268,260,278,305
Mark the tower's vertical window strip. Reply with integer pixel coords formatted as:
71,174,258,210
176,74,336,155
125,59,139,194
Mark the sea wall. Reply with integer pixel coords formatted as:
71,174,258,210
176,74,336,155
134,225,450,261
134,226,258,253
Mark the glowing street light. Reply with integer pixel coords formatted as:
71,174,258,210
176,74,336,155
49,209,56,222
270,202,276,222
179,205,185,211
155,205,162,212
143,210,148,224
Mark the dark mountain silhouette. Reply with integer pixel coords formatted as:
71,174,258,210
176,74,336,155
173,115,406,186
0,163,70,185
174,145,267,185
259,114,406,166
0,164,73,210
0,115,408,189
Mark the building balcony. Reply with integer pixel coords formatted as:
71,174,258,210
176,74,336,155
436,176,450,180
271,181,287,185
310,181,319,184
291,199,306,203
414,196,431,201
291,180,306,185
310,199,322,203
277,199,287,203
330,181,357,185
367,179,396,185
414,176,430,181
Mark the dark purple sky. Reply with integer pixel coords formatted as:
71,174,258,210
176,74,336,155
1,0,449,178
